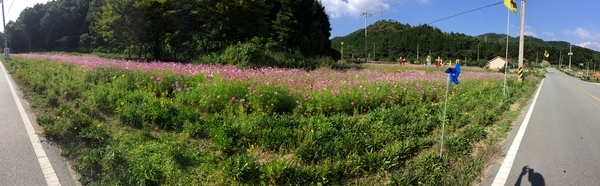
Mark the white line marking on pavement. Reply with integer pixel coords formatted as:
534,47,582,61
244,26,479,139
491,79,545,186
0,61,61,186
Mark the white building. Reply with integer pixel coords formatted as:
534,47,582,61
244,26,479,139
486,56,512,69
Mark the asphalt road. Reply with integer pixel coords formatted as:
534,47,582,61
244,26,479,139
483,68,600,185
0,61,79,186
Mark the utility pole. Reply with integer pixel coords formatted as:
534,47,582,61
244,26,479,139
568,44,573,71
587,59,590,77
361,7,372,63
477,44,480,61
2,0,8,59
380,5,383,20
517,0,526,82
340,41,344,61
373,43,375,59
559,50,562,68
417,44,419,62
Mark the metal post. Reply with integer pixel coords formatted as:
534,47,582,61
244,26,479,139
440,76,450,157
517,0,526,82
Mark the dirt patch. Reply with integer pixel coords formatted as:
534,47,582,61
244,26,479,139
509,102,520,111
247,145,296,165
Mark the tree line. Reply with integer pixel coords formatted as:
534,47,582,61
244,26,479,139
3,0,334,61
331,20,600,67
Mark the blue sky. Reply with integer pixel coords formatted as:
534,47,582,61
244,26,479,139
322,0,600,52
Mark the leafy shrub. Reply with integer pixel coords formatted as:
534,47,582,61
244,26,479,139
224,153,260,183
392,153,448,185
220,41,273,67
247,85,296,114
447,136,471,156
461,124,486,142
114,90,151,128
261,158,288,184
258,115,299,150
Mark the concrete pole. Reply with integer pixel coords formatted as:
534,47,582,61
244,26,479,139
341,42,344,61
2,0,7,59
517,0,526,82
587,59,590,77
361,7,371,63
569,44,572,71
559,51,562,68
504,8,510,96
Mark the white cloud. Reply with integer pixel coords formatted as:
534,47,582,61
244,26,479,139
564,27,600,51
574,27,593,39
524,24,537,37
565,27,600,40
541,31,554,36
417,0,431,4
524,31,537,37
577,41,600,51
321,0,392,18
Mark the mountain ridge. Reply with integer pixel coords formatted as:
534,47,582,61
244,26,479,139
331,20,599,65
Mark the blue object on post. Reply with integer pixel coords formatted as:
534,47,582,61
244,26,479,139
444,62,461,85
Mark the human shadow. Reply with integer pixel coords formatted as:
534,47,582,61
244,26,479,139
514,165,545,186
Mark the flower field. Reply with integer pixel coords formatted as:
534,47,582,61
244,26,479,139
5,54,541,185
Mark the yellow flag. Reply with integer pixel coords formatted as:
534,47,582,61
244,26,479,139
504,0,517,13
544,50,549,58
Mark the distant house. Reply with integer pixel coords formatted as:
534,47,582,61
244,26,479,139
486,56,513,69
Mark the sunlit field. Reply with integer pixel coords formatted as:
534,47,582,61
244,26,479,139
5,54,540,185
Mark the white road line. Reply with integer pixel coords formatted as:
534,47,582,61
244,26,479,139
0,61,61,186
492,79,545,186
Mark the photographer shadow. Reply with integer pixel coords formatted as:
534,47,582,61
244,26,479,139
515,165,545,186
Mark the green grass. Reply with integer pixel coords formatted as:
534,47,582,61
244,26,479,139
3,56,541,185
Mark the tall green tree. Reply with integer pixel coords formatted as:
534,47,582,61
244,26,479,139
92,0,145,58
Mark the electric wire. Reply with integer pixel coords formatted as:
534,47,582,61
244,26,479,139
6,0,14,17
428,2,503,25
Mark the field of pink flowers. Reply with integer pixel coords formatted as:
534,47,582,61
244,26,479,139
7,54,540,185
20,54,507,115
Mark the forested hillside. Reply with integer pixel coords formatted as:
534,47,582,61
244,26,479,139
332,20,600,66
2,0,334,61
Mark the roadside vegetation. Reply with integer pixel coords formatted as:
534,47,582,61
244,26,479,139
5,54,541,185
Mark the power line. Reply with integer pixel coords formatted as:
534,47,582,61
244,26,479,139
428,2,503,25
6,0,13,16
364,0,407,20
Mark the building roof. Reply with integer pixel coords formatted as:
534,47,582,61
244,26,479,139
488,56,512,63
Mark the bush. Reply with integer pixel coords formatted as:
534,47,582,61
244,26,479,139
193,37,330,69
224,153,260,183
